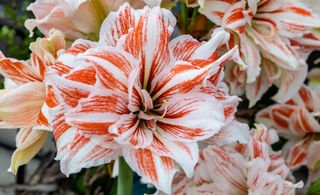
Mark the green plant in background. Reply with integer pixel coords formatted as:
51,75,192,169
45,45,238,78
0,0,40,89
0,0,39,60
308,178,320,195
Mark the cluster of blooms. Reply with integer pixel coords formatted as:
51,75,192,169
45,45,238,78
0,0,320,194
257,77,320,189
169,124,302,194
197,0,320,106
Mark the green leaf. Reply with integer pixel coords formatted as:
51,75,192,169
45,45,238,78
74,173,86,195
117,157,133,195
181,2,189,30
308,177,320,195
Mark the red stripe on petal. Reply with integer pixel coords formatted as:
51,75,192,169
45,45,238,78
80,145,116,163
160,156,176,174
37,111,49,127
224,106,235,119
212,11,225,19
31,54,46,80
57,85,90,107
90,50,135,77
122,7,173,90
136,149,158,181
157,122,205,139
0,56,42,84
170,35,202,61
65,66,96,85
128,122,153,148
288,6,312,17
150,136,171,154
225,8,245,25
100,4,135,46
297,85,315,112
53,112,71,141
69,133,90,152
112,115,153,148
286,138,310,168
208,146,248,192
157,93,224,142
71,121,112,135
45,86,59,108
124,148,177,193
77,94,129,115
271,106,294,128
65,44,91,55
152,61,212,101
95,63,128,92
52,61,72,75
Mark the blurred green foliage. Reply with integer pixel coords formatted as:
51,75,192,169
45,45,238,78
308,177,320,195
0,0,40,60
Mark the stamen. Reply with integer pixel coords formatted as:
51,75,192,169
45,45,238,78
138,110,154,120
159,99,169,118
141,89,153,111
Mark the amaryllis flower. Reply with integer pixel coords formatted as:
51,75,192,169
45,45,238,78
45,3,245,193
170,124,302,195
0,30,66,174
197,0,320,106
257,84,320,169
25,0,146,41
256,84,320,183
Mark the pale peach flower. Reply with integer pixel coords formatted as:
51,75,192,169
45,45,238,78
25,0,146,41
0,30,66,174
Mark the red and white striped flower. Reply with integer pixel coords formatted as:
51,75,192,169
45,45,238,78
0,30,66,174
45,4,245,193
198,0,320,106
257,85,320,171
170,124,302,195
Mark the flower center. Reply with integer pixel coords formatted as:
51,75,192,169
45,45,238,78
132,89,157,131
136,89,155,120
135,89,168,130
140,89,153,112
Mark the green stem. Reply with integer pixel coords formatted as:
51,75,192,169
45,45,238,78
181,2,188,30
308,177,320,195
117,157,133,195
190,8,198,27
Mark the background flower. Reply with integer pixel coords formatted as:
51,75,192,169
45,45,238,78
170,124,302,195
25,0,146,42
197,0,320,106
0,29,66,174
257,84,320,188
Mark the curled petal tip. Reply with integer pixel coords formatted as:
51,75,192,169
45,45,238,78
24,19,36,38
7,167,16,175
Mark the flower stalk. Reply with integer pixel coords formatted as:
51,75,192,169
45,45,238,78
117,157,133,195
181,2,188,30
